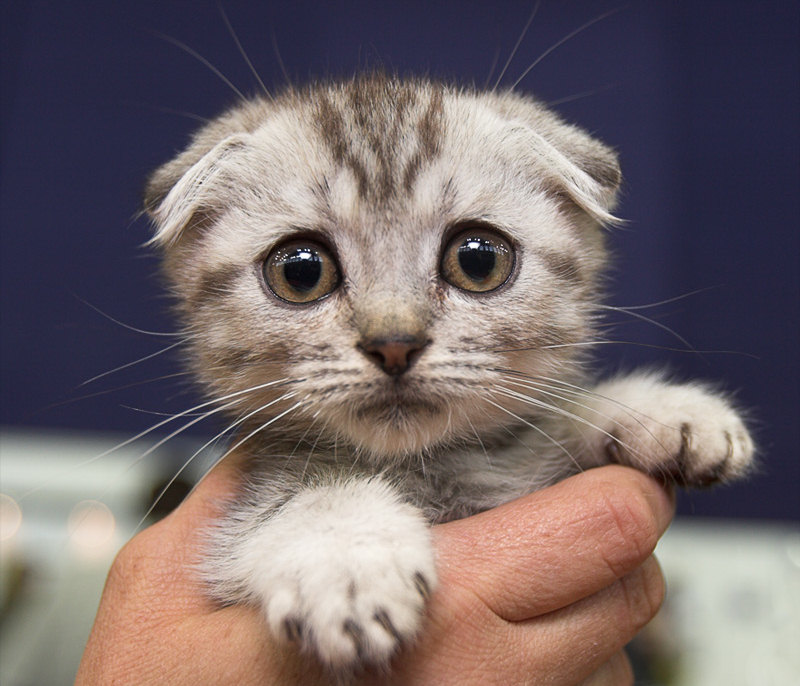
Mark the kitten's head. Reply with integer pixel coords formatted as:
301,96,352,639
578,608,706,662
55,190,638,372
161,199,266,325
145,74,620,461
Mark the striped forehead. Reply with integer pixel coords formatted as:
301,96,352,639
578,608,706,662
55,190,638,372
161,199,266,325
310,77,445,206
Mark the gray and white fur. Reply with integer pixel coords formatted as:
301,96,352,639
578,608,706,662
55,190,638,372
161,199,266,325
144,74,754,671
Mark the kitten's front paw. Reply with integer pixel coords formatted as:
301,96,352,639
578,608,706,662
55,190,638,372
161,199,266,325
241,479,436,671
594,376,754,487
267,547,433,670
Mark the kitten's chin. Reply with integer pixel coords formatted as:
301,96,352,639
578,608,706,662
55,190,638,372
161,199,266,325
344,399,452,457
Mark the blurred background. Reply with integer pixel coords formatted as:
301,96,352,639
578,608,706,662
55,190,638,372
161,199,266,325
1,1,798,684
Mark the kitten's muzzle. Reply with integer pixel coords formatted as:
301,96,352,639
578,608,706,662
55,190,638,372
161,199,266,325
358,335,430,376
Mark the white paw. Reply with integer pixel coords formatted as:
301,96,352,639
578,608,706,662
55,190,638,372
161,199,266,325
241,478,436,670
592,375,755,486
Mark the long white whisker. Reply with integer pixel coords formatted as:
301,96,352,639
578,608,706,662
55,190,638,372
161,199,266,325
497,373,674,459
483,395,581,472
493,384,618,444
270,30,291,86
501,378,624,426
135,391,300,529
608,286,722,311
482,46,502,91
18,377,294,499
80,341,184,386
124,100,211,124
597,303,696,351
492,0,541,91
536,340,756,357
510,6,624,91
494,383,655,467
465,414,492,469
149,30,247,102
300,417,330,480
218,3,271,98
224,398,308,460
177,398,309,506
76,296,184,337
546,83,617,107
38,371,191,413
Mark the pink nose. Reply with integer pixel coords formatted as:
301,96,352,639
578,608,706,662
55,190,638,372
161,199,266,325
358,337,429,376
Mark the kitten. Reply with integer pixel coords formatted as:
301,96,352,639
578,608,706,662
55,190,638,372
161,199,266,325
144,73,753,671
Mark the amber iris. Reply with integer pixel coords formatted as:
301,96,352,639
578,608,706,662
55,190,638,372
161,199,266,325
441,226,514,292
264,240,340,303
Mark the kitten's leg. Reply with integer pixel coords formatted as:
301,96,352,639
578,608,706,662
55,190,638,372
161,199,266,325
574,372,754,486
206,475,435,671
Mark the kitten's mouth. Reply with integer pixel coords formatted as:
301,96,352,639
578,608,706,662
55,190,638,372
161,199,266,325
348,393,450,456
354,397,442,423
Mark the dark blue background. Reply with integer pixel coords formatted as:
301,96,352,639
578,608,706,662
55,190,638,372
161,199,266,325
2,1,798,520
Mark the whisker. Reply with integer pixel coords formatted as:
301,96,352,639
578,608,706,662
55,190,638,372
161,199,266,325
299,415,331,480
492,0,541,91
118,402,207,418
495,378,661,461
148,29,247,102
545,83,618,107
510,6,625,91
606,286,722,311
482,45,502,91
596,304,696,351
135,391,301,529
535,340,757,358
123,100,211,124
217,3,271,98
225,398,309,461
465,414,492,469
34,371,191,414
286,415,322,461
75,295,185,338
178,398,310,505
483,394,582,473
18,377,295,499
270,30,291,87
80,340,184,386
492,384,616,445
497,372,688,461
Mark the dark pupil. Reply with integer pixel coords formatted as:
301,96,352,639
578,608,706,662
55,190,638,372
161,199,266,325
283,249,321,292
458,238,496,281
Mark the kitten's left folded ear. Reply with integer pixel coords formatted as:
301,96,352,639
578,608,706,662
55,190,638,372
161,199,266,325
144,134,251,247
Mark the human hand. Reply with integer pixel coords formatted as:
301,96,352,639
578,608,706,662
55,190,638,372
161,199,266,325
75,462,673,685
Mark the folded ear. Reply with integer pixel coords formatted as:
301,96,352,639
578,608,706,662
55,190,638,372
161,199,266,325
144,134,250,248
491,91,622,225
529,126,622,225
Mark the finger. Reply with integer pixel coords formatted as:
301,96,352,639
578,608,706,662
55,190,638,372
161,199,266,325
576,651,634,686
166,447,248,526
385,558,659,686
433,465,673,621
512,556,664,684
104,450,248,613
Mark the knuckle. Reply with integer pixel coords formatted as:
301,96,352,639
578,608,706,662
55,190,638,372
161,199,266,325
105,527,172,597
592,476,661,579
617,557,665,633
578,651,634,686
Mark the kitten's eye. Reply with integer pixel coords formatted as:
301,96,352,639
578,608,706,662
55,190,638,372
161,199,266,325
440,226,515,293
263,239,340,303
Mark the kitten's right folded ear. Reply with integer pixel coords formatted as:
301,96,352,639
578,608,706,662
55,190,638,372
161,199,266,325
143,134,250,248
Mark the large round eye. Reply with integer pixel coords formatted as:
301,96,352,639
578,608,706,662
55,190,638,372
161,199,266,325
263,239,340,303
440,225,515,293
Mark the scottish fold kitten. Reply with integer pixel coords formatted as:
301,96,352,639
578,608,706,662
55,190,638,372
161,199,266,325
144,73,753,671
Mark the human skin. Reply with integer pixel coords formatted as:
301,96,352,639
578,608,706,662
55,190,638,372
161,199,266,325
75,461,673,685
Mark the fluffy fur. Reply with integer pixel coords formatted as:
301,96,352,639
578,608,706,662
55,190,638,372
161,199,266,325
145,73,753,672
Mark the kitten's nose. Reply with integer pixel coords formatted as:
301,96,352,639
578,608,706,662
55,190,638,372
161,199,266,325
358,336,429,376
